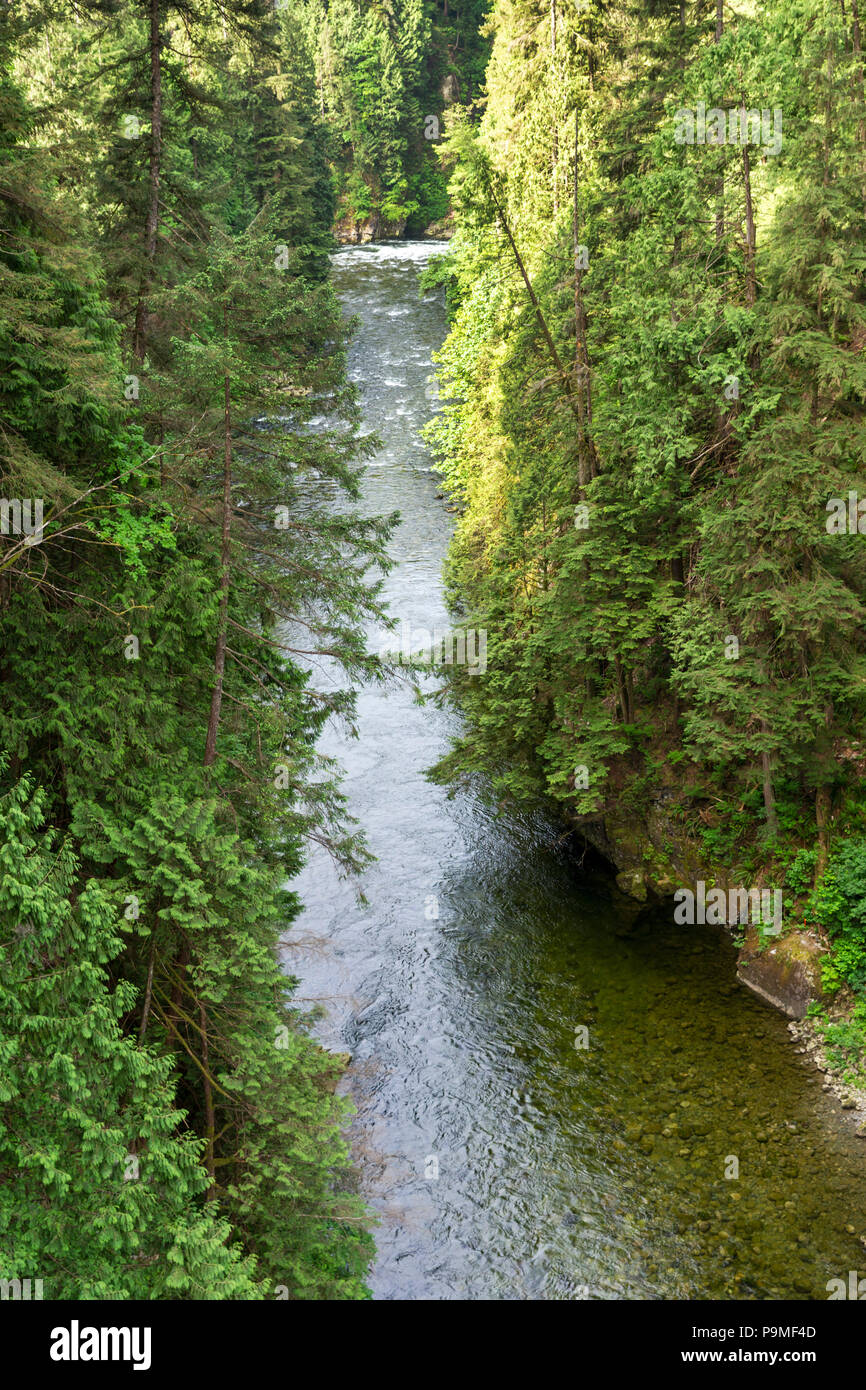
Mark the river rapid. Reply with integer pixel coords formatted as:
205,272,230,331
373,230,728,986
287,240,866,1302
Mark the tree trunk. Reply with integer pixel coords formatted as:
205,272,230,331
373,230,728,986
138,932,157,1042
852,0,863,67
572,108,597,484
760,720,779,837
204,327,233,767
166,936,190,1042
132,0,162,364
614,656,632,724
847,0,866,196
713,1,725,243
815,700,834,876
489,185,583,428
816,787,831,877
551,0,558,216
742,142,757,305
200,1000,216,1196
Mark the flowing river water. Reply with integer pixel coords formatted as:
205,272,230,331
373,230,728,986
288,240,866,1301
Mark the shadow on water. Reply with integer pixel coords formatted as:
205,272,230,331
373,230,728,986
287,241,866,1301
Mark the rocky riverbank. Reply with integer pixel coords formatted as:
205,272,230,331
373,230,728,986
576,808,823,1016
786,1013,866,1142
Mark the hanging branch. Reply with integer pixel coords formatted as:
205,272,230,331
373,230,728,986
200,999,216,1197
487,180,585,433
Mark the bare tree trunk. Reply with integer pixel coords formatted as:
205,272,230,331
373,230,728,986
133,0,162,364
166,936,190,1042
489,185,583,427
742,143,757,305
614,656,632,724
760,720,779,837
138,932,157,1042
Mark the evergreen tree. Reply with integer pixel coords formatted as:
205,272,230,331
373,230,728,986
0,776,262,1299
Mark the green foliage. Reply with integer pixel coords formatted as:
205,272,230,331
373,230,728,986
2,4,379,1299
785,848,818,897
805,839,866,994
303,0,491,232
0,777,261,1299
819,1000,866,1085
424,0,866,890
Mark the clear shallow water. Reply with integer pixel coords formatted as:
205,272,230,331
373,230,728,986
287,241,866,1301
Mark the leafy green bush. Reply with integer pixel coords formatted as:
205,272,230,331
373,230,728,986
806,838,866,992
815,1000,866,1085
785,847,818,896
406,160,450,233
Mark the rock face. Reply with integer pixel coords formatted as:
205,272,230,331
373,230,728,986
333,213,454,244
736,928,826,1018
441,73,459,104
577,796,706,902
333,212,406,244
575,807,828,1020
320,1049,352,1094
421,213,454,239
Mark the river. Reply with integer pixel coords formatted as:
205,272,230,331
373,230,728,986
287,240,866,1301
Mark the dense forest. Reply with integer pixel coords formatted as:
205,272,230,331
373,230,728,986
425,0,866,1069
2,0,866,1308
0,0,394,1299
